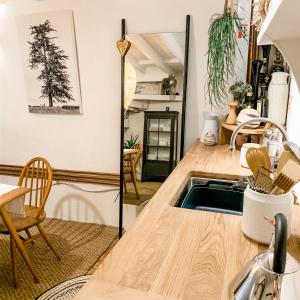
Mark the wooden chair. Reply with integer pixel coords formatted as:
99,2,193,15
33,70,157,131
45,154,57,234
0,157,61,287
124,144,143,199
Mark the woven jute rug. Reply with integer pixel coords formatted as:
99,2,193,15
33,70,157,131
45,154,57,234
0,218,118,300
36,275,91,300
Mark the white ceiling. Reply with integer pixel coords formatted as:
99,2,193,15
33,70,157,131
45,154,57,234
126,32,185,74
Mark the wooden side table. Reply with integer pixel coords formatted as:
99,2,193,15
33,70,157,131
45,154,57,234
219,121,270,146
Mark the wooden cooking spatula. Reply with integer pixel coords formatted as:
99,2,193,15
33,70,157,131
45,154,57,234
277,150,299,173
246,147,271,177
258,146,271,170
272,160,300,195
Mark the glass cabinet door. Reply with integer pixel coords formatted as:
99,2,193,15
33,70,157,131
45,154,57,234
146,118,171,161
148,119,159,131
158,119,171,132
142,111,179,182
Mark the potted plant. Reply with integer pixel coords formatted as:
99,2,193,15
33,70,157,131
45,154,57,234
124,134,139,149
226,81,252,125
229,81,252,103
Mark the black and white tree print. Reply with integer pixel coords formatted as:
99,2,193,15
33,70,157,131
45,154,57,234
28,19,74,107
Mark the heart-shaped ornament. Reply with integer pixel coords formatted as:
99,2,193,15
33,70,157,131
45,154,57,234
116,38,131,57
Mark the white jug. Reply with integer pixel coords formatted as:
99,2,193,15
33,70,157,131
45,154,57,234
268,72,289,126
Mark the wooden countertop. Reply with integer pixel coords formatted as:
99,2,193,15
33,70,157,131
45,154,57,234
75,141,300,300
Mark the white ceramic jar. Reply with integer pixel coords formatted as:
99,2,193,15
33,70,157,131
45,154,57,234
242,186,293,244
201,111,219,144
268,72,289,126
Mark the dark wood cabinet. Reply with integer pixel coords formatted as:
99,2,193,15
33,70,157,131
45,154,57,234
142,111,179,182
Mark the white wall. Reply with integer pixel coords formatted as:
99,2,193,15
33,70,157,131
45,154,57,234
287,77,300,146
286,76,300,197
0,0,223,226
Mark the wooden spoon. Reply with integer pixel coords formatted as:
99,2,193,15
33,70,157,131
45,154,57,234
246,147,270,177
258,146,271,171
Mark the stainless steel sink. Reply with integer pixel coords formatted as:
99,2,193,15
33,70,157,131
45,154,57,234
174,177,246,215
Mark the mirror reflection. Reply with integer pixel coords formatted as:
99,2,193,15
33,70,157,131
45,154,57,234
123,32,185,206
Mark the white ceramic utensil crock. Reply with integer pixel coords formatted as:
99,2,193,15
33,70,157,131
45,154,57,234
242,186,293,244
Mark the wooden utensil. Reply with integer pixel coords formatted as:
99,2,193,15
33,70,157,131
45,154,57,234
272,160,300,195
254,165,274,194
246,147,271,177
277,150,299,173
258,146,271,170
283,141,300,161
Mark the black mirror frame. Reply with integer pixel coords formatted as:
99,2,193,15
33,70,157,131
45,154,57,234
118,16,190,239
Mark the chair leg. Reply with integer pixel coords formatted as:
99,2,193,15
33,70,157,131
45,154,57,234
0,207,39,283
10,236,17,288
131,171,140,199
25,229,34,245
37,224,61,261
124,181,127,194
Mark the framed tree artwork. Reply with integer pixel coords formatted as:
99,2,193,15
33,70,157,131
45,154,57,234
17,10,82,114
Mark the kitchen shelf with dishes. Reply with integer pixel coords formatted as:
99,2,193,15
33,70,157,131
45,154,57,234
133,94,182,102
126,100,149,113
257,0,300,91
148,130,171,133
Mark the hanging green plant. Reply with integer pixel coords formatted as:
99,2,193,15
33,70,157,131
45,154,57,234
207,8,244,107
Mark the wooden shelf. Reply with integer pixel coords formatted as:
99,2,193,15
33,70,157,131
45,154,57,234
257,0,300,89
148,130,171,133
133,94,182,101
219,121,268,145
148,145,170,148
258,0,300,45
221,122,267,135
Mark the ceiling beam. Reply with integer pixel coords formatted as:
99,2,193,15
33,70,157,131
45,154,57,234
127,34,174,74
126,53,146,73
159,33,184,65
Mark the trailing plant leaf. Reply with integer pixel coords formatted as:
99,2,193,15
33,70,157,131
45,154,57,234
207,9,244,107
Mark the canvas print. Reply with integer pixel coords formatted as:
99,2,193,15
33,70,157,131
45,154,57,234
17,10,82,114
135,81,162,95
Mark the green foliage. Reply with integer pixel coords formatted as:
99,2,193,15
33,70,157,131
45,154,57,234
207,10,244,107
229,81,252,102
124,134,139,149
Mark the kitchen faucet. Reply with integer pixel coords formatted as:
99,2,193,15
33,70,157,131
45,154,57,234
229,117,289,150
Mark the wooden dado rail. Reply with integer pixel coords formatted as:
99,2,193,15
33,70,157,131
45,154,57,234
0,164,120,186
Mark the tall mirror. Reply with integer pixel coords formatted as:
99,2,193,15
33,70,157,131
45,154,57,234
120,17,190,229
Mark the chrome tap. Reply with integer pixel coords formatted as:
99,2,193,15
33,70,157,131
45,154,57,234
229,118,289,150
